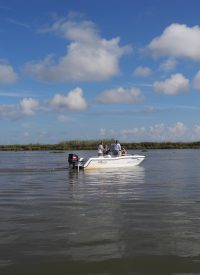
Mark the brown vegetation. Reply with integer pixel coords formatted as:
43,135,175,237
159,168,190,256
1,139,200,151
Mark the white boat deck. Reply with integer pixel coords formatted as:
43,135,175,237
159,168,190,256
77,154,145,170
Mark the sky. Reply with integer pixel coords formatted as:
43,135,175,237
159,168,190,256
1,0,200,144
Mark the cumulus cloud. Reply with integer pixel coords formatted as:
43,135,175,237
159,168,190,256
43,15,99,42
0,63,18,84
120,122,190,141
49,87,87,111
192,70,200,89
193,125,200,136
0,98,39,119
0,105,18,119
0,88,87,120
121,127,146,139
96,87,145,104
24,16,131,82
99,128,106,137
159,58,177,71
153,73,189,95
168,122,187,137
149,123,166,139
147,23,200,60
98,128,116,139
19,98,39,115
133,66,152,77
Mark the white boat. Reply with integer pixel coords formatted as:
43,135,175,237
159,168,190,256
68,153,145,170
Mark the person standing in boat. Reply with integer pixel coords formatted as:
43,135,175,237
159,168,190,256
112,140,121,156
98,141,104,157
103,144,108,155
121,147,127,156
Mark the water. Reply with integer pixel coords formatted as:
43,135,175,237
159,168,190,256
0,150,200,274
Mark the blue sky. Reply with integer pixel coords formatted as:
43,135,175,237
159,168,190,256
1,0,200,144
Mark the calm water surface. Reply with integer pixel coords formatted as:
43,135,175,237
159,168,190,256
0,150,200,274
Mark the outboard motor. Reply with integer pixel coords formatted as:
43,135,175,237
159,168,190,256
68,153,78,168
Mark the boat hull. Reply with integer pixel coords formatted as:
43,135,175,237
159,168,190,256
78,155,145,170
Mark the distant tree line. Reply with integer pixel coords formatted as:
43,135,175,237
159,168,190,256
1,139,200,151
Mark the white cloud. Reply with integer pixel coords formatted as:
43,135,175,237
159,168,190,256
43,16,99,42
193,125,200,136
159,58,177,71
121,127,146,139
192,70,200,89
133,66,152,77
97,128,116,139
0,63,18,84
147,23,200,60
168,122,187,137
49,87,87,111
24,16,131,82
99,128,106,137
0,104,17,118
153,73,189,95
120,122,189,141
19,98,39,115
149,123,166,139
0,99,39,119
96,87,145,104
0,88,87,120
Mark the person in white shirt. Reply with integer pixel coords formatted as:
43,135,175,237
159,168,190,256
111,140,121,156
98,141,104,156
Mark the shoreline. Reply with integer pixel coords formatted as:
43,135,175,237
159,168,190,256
1,140,200,151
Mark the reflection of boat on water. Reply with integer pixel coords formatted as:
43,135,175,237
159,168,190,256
82,165,145,183
68,153,145,170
